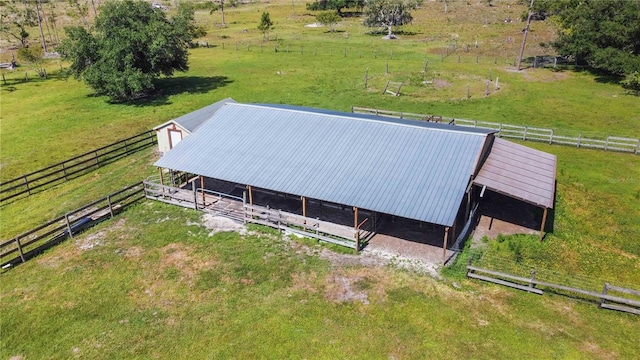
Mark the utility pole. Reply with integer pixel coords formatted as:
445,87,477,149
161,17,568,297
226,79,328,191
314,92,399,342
516,0,535,71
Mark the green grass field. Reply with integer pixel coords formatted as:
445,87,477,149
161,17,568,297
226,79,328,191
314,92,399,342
1,0,639,358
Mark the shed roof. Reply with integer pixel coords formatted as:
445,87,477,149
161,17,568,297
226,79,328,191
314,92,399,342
155,103,493,227
153,97,236,133
473,138,556,208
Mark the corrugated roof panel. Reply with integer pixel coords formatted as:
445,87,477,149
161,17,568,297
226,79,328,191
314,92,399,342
473,138,556,208
164,98,236,132
156,103,492,226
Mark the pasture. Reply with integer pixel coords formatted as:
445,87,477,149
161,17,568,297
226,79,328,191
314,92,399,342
1,0,639,358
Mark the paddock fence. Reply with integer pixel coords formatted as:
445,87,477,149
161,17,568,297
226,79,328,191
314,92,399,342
352,106,640,155
465,255,640,316
0,182,145,269
0,131,157,203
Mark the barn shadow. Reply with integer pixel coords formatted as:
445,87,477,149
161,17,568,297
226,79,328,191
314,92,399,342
117,76,233,106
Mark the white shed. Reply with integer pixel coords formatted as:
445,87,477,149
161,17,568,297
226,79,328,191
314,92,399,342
153,98,235,154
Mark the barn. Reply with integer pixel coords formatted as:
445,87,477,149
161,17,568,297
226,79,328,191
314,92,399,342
146,102,556,264
153,98,235,154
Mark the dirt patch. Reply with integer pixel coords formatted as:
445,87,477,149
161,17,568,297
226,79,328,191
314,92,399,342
324,271,370,304
76,231,105,251
123,246,144,259
200,214,247,236
433,79,451,89
505,67,570,82
290,271,320,294
581,341,617,360
159,243,217,279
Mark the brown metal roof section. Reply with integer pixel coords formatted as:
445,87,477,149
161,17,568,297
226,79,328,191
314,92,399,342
473,138,556,209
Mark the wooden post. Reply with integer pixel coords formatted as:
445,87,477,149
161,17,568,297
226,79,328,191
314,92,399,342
386,61,389,74
354,207,359,252
599,283,609,308
24,175,31,195
539,207,548,242
159,168,164,195
16,237,26,263
2,73,6,85
516,0,535,70
193,181,198,210
248,185,253,206
65,213,73,238
467,84,470,99
107,195,114,217
442,226,449,264
302,196,307,226
62,163,68,180
200,176,205,207
465,188,472,222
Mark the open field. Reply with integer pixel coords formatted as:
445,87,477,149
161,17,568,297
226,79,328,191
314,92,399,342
1,202,639,359
1,0,639,357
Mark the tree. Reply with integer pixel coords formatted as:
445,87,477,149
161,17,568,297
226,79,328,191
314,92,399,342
208,0,231,27
316,11,340,32
363,0,418,39
540,0,640,79
17,46,46,78
59,0,199,101
306,0,365,15
257,12,273,41
0,1,36,46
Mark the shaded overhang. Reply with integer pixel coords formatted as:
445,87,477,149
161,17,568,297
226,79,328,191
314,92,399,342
473,138,556,209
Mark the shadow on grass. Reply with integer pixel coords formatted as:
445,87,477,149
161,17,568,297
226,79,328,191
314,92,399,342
366,30,420,37
116,75,233,106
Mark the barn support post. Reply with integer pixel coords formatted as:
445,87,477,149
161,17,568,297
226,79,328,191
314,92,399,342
465,188,472,222
451,219,457,245
302,196,307,226
354,207,359,252
158,168,165,196
193,180,198,210
247,185,254,218
242,190,247,224
200,176,205,207
539,207,548,242
442,226,450,264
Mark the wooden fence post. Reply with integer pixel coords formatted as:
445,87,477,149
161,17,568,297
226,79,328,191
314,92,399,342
94,151,100,168
599,283,609,308
466,255,473,277
529,270,536,288
65,213,73,238
62,163,68,180
24,175,31,195
549,129,554,144
16,237,26,263
107,195,114,217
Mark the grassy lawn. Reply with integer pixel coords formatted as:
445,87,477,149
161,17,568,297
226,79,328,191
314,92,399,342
1,0,639,357
1,201,638,359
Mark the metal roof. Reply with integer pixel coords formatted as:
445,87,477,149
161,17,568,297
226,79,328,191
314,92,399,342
473,138,556,209
155,103,493,226
152,98,236,132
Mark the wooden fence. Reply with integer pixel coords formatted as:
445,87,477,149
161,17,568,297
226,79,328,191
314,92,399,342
466,257,640,315
0,131,157,203
0,183,145,269
352,107,640,155
244,203,375,250
142,177,375,250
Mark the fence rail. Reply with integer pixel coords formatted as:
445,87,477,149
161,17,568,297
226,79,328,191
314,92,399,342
466,256,640,315
0,131,157,203
352,107,640,155
0,182,145,269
